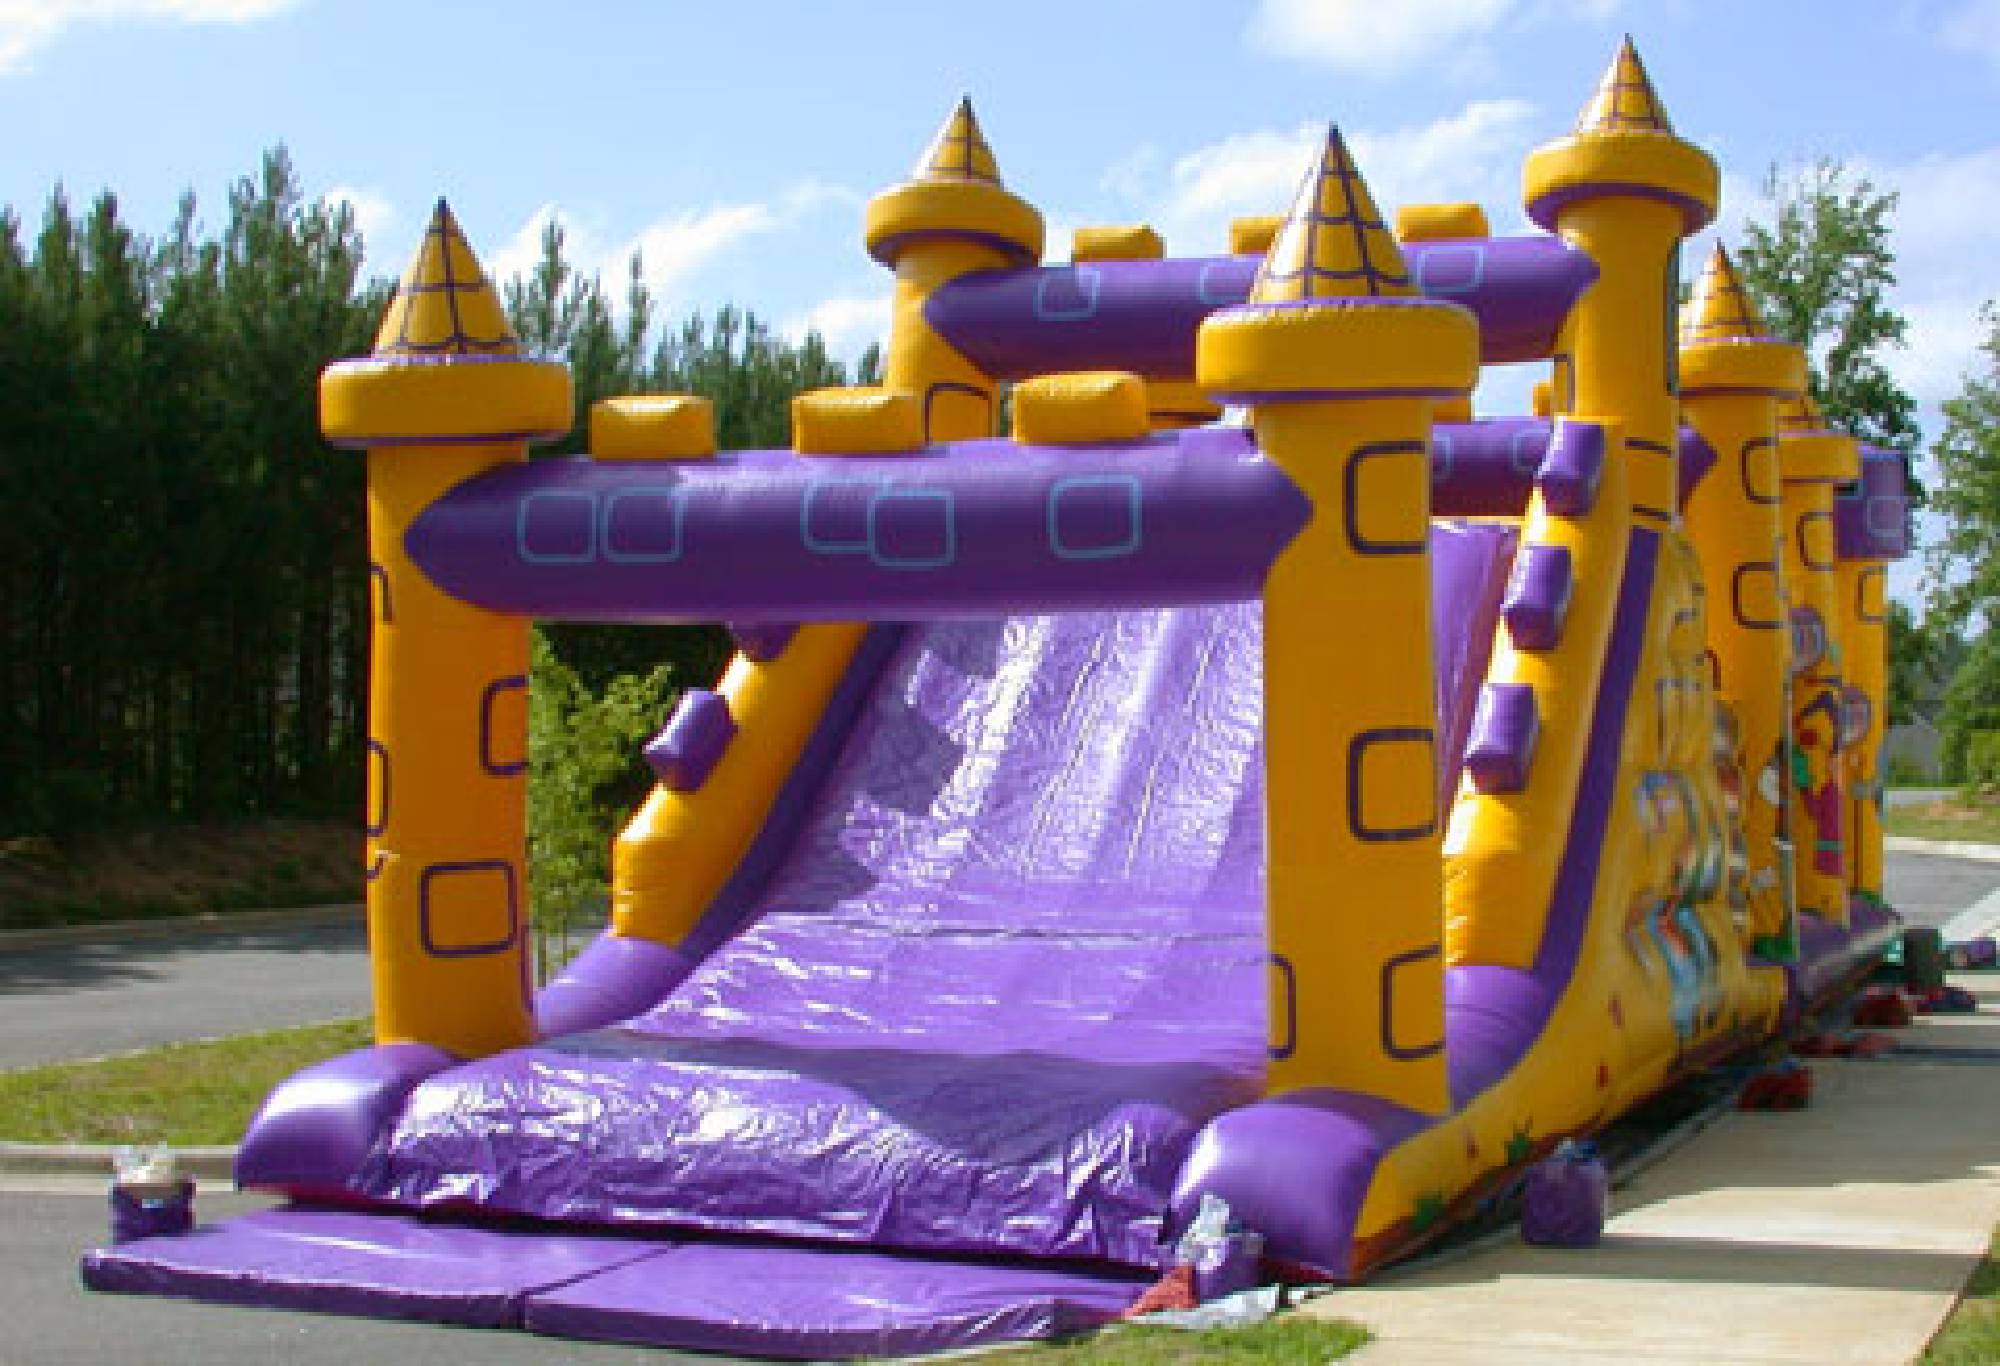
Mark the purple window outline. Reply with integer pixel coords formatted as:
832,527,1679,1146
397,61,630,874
479,675,528,777
1855,565,1887,626
1797,509,1837,571
866,487,956,570
1412,242,1485,296
801,477,882,555
418,860,519,959
1740,436,1781,505
1731,561,1784,630
601,486,686,564
1628,436,1676,524
365,739,390,838
1867,495,1907,541
1268,953,1297,1060
1509,422,1547,476
1347,726,1438,843
1198,257,1255,306
1343,441,1429,556
1379,943,1444,1061
1047,474,1143,561
516,489,597,564
368,561,392,624
1033,266,1100,322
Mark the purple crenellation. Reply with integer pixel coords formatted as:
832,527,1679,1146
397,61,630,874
1834,445,1912,562
1464,682,1541,794
1502,542,1575,651
923,236,1596,381
1536,421,1606,517
644,690,736,792
728,622,798,662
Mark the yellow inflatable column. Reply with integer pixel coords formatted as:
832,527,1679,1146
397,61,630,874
1199,129,1477,1113
1525,38,1718,527
1679,245,1808,955
321,203,572,1056
1778,395,1860,924
865,98,1043,440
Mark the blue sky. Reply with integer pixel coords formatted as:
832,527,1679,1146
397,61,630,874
0,0,1993,600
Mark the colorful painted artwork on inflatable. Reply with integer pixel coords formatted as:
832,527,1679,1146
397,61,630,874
84,38,1914,1359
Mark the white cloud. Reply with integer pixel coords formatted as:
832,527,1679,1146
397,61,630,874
321,185,394,249
1943,0,2000,71
627,202,779,297
0,0,296,73
783,292,891,361
1101,99,1540,255
1245,0,1619,76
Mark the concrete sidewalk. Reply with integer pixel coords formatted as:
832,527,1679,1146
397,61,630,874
1324,976,2000,1364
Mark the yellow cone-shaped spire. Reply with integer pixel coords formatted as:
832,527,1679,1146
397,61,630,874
913,97,1003,186
373,200,521,359
1577,36,1674,135
1779,390,1830,434
1249,126,1414,305
1681,243,1769,346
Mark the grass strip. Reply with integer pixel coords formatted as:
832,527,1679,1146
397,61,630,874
989,1316,1370,1363
1884,794,2000,846
1924,1231,2000,1365
0,1017,370,1146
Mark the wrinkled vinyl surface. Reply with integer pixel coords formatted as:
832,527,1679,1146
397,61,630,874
358,524,1516,1270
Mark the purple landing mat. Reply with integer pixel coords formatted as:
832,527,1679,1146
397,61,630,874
80,1207,661,1327
351,530,1520,1270
524,1241,1150,1358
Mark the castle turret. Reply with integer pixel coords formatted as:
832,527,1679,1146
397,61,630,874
1777,393,1861,925
1835,446,1913,908
865,99,1043,439
1199,129,1477,1112
321,202,572,1056
1678,244,1808,955
1524,38,1718,525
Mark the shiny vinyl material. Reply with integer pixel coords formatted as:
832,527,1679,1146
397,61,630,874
354,523,1517,1268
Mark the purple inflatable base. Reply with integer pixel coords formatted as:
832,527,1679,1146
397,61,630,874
82,1206,1149,1357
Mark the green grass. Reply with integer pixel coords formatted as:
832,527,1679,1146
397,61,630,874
0,1017,371,1145
1924,1231,2000,1365
988,1316,1371,1363
1883,793,2000,846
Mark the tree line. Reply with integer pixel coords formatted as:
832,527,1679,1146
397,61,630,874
0,149,876,838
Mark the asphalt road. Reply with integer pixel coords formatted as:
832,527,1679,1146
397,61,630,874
0,919,371,1071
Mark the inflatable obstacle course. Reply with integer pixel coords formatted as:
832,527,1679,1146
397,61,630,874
85,38,1912,1358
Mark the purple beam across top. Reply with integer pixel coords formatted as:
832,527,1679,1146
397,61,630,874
1432,419,1715,517
1834,445,1913,562
925,236,1598,381
405,429,1311,624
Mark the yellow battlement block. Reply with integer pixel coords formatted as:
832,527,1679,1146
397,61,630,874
1229,215,1282,256
1395,202,1491,242
591,395,716,460
1071,225,1164,261
792,387,925,455
1012,371,1149,445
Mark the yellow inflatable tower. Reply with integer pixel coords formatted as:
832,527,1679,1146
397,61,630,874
1778,393,1860,924
1679,245,1808,954
1525,37,1717,526
320,203,572,1056
865,98,1043,440
1199,129,1477,1113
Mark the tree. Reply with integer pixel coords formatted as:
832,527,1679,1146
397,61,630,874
1927,306,2000,780
1733,159,1922,459
1884,600,1945,727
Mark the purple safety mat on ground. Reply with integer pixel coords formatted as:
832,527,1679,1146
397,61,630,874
80,1207,666,1327
355,527,1520,1270
524,1240,1150,1358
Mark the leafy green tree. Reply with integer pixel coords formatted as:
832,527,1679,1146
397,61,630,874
1927,306,2000,781
1885,600,1945,727
1733,159,1922,458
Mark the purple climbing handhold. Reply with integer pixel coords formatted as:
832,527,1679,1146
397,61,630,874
644,690,736,792
1537,421,1606,518
1464,682,1540,794
1502,543,1574,652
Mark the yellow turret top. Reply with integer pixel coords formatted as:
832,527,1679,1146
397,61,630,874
913,97,1002,185
1779,392,1831,436
1250,127,1415,304
373,200,521,359
1680,243,1765,346
1523,36,1717,233
865,97,1042,267
1576,36,1673,136
1778,391,1860,481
